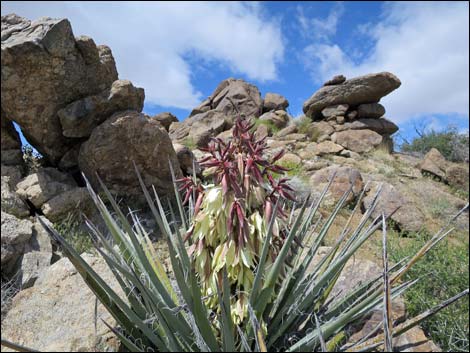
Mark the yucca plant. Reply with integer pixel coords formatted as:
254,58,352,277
33,116,468,352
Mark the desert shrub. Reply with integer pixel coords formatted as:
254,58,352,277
295,115,321,141
53,213,94,255
390,234,469,352
181,136,198,150
251,118,280,134
401,125,469,162
22,144,44,173
36,117,469,352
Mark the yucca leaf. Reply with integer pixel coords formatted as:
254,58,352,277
38,216,167,351
381,214,393,352
348,289,469,352
217,269,236,352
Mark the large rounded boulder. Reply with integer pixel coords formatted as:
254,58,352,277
78,111,182,201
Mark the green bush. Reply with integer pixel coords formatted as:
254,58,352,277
295,115,321,141
390,234,469,352
400,125,469,162
251,118,280,134
53,213,94,255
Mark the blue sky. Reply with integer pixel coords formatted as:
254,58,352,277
2,1,469,148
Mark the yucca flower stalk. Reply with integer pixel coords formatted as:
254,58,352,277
27,116,469,352
179,117,294,324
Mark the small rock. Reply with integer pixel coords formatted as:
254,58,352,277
259,110,290,129
347,110,358,120
313,141,344,156
419,148,448,180
276,124,298,138
278,153,302,167
357,103,386,119
263,93,289,112
317,134,331,143
336,115,345,124
323,75,346,86
321,104,349,119
150,112,178,131
173,143,201,176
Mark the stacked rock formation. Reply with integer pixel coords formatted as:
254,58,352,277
303,72,401,153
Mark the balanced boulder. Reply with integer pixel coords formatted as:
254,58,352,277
303,72,401,120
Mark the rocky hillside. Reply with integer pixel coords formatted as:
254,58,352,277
1,14,468,352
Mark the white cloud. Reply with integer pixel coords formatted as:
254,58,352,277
302,2,469,123
1,1,284,109
298,2,344,41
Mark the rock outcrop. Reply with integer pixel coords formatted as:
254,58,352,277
1,14,121,164
79,111,182,201
310,166,364,206
363,182,425,233
303,72,401,120
1,253,120,352
420,148,470,192
263,93,289,112
300,72,400,155
1,213,53,287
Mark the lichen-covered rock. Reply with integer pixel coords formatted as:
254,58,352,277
363,182,425,233
303,72,401,120
1,253,120,352
332,129,383,153
79,111,182,201
263,93,289,112
58,79,144,138
15,167,76,209
1,14,118,163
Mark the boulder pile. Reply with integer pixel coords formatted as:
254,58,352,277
1,14,182,205
303,72,401,153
